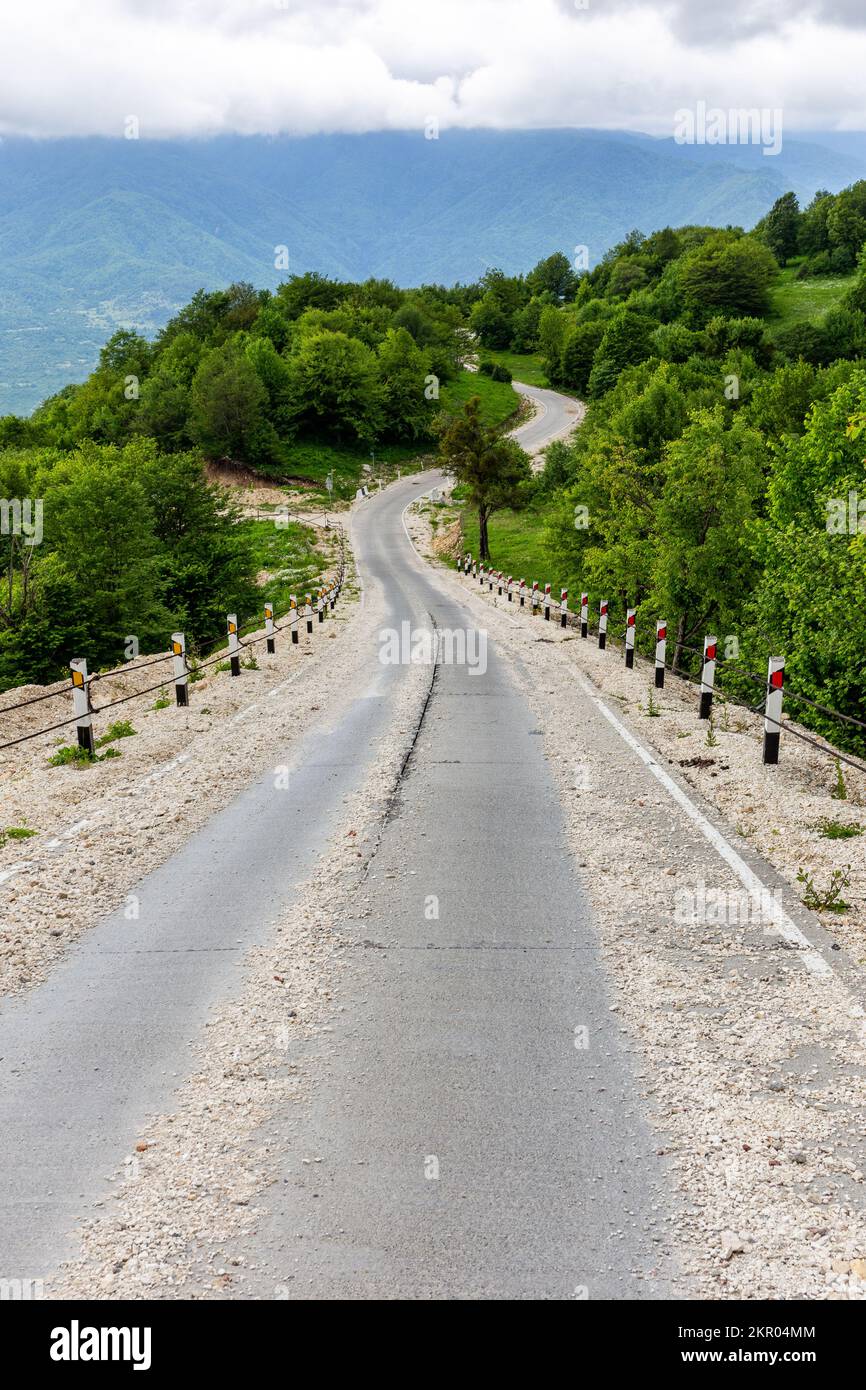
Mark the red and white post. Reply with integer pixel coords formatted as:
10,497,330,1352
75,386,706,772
69,659,94,756
532,581,539,613
763,657,785,765
625,608,636,667
560,589,568,629
655,620,666,689
543,583,551,620
519,578,526,607
598,600,608,650
699,635,717,719
507,575,513,602
265,602,275,654
171,632,189,706
580,592,588,639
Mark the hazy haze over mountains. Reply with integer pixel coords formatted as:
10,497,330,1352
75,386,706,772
2,127,865,415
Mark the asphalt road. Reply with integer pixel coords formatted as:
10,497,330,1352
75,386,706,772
0,387,675,1298
509,379,585,461
236,472,675,1299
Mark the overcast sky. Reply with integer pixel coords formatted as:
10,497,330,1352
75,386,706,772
1,0,865,140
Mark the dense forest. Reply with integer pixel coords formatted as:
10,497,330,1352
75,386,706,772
2,183,866,761
0,270,501,689
462,184,866,755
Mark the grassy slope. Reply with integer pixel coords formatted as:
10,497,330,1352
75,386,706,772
439,370,522,426
234,517,329,639
768,263,855,333
460,505,555,583
480,350,550,388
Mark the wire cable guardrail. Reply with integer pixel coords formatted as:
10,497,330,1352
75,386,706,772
461,555,866,775
0,528,347,756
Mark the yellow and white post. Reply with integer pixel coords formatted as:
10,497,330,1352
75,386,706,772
171,632,189,706
227,614,240,677
290,595,299,645
305,594,313,635
265,602,276,654
70,659,94,756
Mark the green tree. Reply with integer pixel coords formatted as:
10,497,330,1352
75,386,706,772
587,307,656,397
189,340,270,462
526,252,578,302
652,410,767,669
757,192,800,266
286,330,383,444
678,233,778,320
437,397,531,560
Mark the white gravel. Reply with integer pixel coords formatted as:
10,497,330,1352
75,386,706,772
0,526,359,997
427,536,866,1301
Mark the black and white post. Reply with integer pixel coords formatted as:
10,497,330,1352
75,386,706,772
625,608,636,667
560,589,568,629
290,596,299,644
507,575,513,602
306,594,313,635
763,657,785,765
265,602,276,654
532,581,539,613
699,635,717,719
543,583,551,620
317,588,325,624
655,620,666,689
70,659,95,756
580,592,588,639
598,600,608,650
519,578,526,607
171,632,189,706
227,614,241,676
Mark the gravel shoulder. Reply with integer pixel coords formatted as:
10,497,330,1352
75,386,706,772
413,508,866,1300
0,526,361,997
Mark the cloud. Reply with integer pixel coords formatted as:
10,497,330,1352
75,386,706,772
0,0,864,139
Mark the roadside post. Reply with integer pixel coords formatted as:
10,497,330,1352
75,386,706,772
655,620,666,689
171,633,189,706
598,599,608,650
265,603,276,654
625,608,636,668
227,615,241,677
70,659,95,756
763,657,785,765
699,635,717,719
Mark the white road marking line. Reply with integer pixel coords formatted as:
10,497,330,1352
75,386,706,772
576,674,835,982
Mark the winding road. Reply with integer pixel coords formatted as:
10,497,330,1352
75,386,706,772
1,384,857,1300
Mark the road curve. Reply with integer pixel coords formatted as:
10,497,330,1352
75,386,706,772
509,380,585,462
0,391,662,1299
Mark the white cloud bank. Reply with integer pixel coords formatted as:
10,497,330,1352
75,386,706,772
1,0,864,139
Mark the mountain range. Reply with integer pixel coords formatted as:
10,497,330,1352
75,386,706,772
2,127,865,416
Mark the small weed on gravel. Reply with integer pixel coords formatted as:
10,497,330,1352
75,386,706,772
0,826,37,849
797,865,852,913
815,818,863,840
96,720,136,748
